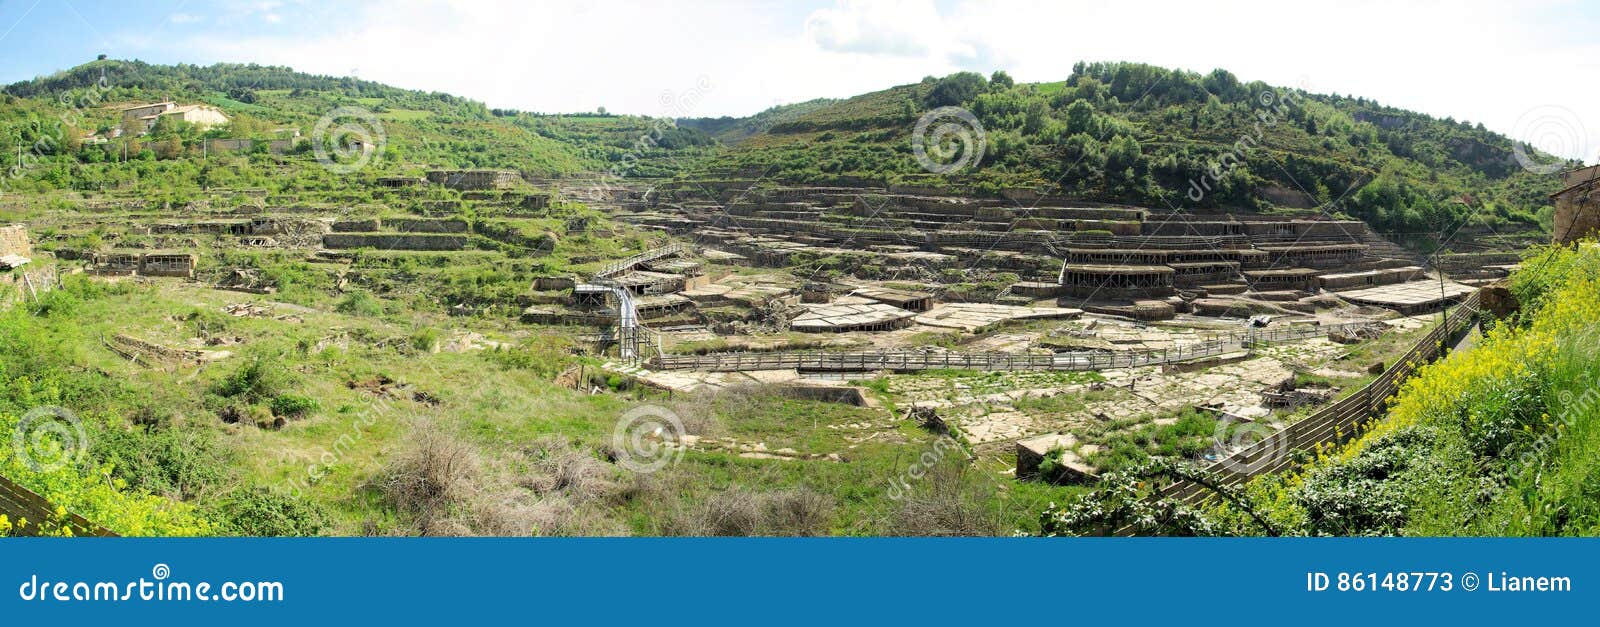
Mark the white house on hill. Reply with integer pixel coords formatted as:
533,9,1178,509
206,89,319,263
120,102,230,134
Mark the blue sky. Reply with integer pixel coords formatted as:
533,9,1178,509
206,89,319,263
1,0,1596,161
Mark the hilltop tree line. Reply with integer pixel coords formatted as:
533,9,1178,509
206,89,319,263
702,61,1566,236
0,59,720,198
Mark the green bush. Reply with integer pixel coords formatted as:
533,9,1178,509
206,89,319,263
335,290,384,316
209,488,329,536
269,394,320,418
409,327,440,352
215,355,292,402
91,426,228,500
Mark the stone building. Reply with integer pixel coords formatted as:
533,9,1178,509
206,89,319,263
90,251,198,278
1060,264,1175,299
139,253,199,278
1553,165,1600,245
121,102,229,134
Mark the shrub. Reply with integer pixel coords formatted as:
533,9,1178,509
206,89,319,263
215,355,292,402
375,422,481,535
335,290,384,316
664,487,834,537
91,425,228,500
269,394,320,418
408,327,439,353
888,460,1002,536
210,487,329,537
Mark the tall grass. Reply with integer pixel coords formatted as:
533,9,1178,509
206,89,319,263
1231,241,1600,536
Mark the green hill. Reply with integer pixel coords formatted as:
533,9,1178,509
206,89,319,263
687,63,1571,239
1,59,1572,242
0,59,715,199
678,98,837,144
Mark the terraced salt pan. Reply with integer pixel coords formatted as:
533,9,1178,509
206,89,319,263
914,302,1083,331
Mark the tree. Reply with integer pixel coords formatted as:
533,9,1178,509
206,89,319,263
989,70,1014,90
155,137,183,160
899,97,917,121
1066,100,1096,135
925,72,987,108
227,87,258,104
1202,68,1244,102
1105,135,1144,183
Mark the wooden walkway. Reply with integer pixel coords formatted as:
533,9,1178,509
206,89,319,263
649,321,1377,373
593,242,690,279
1113,292,1481,533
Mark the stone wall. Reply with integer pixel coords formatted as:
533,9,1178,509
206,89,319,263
331,219,381,233
0,225,31,257
321,233,470,251
1554,184,1599,245
385,218,469,233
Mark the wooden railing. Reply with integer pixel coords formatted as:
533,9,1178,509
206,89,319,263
593,242,690,279
649,322,1378,373
1144,291,1482,512
0,475,115,537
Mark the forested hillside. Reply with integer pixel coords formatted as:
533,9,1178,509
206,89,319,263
691,62,1568,238
0,59,714,201
1,59,1569,240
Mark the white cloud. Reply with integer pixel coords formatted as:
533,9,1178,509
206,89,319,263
121,0,1596,161
805,0,935,57
168,13,203,25
803,0,1013,72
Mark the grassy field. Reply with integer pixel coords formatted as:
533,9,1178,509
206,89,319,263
0,272,1087,536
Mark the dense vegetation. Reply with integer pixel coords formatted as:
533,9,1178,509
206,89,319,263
0,57,1584,537
3,58,1568,241
0,279,214,535
1,59,714,200
692,63,1567,239
1041,240,1600,536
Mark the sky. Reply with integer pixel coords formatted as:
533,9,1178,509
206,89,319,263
0,0,1595,161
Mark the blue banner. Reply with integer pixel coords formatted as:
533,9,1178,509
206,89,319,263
1,538,1591,624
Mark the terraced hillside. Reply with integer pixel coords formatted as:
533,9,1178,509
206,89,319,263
0,58,1577,538
684,63,1562,250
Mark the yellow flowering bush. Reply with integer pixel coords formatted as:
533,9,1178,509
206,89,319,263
1225,241,1600,536
1,410,213,537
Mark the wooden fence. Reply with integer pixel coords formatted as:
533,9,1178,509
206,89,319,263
1131,291,1481,522
649,321,1377,373
0,474,116,537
